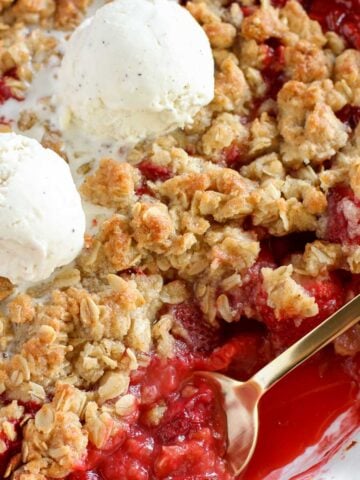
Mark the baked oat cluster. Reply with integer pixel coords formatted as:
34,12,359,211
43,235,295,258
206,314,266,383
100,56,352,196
2,0,360,478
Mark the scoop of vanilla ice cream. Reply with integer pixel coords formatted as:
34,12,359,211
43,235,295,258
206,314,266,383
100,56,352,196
0,133,85,284
58,0,214,144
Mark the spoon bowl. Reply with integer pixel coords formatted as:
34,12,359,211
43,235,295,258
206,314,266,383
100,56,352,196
199,293,360,475
202,373,262,474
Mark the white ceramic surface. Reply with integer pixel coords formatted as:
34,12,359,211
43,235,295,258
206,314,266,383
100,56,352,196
263,409,360,479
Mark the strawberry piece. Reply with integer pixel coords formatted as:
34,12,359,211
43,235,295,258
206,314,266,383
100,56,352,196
0,68,23,104
203,332,273,379
0,78,16,104
324,185,360,245
336,105,360,130
154,379,224,445
226,246,345,349
138,161,172,182
222,141,249,168
227,249,276,322
260,273,345,348
261,39,286,98
171,301,222,354
307,0,360,49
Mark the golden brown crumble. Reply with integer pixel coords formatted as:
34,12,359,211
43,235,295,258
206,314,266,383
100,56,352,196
241,3,286,42
278,80,348,167
81,158,140,210
334,49,360,106
283,40,331,83
280,0,326,47
22,384,88,478
0,26,57,99
213,56,252,113
2,0,360,477
0,0,90,28
262,265,318,319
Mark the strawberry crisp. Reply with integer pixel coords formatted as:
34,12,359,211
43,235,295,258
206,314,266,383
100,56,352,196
1,0,360,479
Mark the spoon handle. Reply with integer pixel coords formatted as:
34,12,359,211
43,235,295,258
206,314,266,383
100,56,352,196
252,293,360,391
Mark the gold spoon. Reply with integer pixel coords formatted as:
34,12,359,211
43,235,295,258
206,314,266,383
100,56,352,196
200,293,360,476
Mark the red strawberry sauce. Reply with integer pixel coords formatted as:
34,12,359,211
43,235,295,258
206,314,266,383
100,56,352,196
0,68,23,105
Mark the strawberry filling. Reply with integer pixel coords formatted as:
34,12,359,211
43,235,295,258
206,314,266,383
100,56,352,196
324,185,360,245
